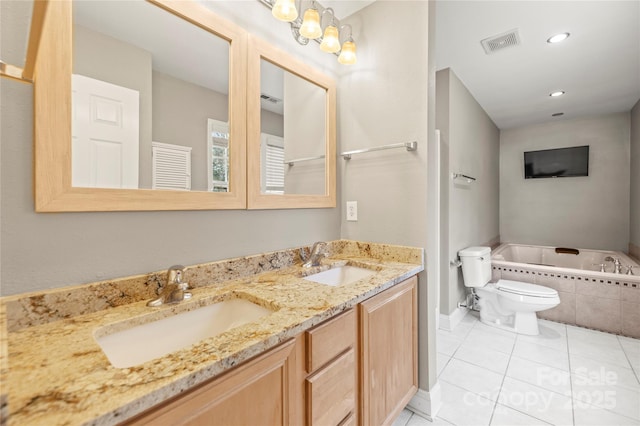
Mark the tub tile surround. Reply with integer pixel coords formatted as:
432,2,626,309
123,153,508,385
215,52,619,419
0,240,423,426
492,264,640,338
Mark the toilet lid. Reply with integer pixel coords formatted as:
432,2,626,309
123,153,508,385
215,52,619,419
496,280,558,298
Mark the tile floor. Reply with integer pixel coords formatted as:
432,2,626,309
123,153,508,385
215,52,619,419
395,312,640,426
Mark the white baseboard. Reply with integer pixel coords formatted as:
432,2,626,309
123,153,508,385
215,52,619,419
439,306,468,331
407,383,442,420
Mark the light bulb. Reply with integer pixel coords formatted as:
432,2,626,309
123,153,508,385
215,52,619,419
299,8,322,39
338,40,357,65
320,25,340,53
272,0,298,22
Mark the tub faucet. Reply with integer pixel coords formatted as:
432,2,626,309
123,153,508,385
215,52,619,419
302,242,327,268
604,256,623,274
147,265,192,307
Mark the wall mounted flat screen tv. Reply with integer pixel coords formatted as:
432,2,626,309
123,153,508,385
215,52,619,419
524,145,589,179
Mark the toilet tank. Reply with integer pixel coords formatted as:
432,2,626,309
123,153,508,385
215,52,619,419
458,246,492,288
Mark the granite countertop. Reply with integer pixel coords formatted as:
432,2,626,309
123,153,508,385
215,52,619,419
0,240,423,426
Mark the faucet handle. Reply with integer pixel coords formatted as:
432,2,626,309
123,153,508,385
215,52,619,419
592,263,606,273
626,265,638,275
167,265,186,284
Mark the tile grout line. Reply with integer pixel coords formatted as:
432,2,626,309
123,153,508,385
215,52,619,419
616,335,640,386
566,326,640,424
565,324,576,426
486,332,516,426
493,334,559,426
440,317,640,425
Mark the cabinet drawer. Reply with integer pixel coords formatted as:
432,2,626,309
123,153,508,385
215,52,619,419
306,348,355,426
306,308,355,373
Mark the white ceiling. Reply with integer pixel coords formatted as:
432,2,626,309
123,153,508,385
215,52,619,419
436,1,640,129
74,1,230,94
322,0,376,19
73,1,640,131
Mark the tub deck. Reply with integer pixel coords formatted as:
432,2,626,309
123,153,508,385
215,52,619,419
491,243,640,338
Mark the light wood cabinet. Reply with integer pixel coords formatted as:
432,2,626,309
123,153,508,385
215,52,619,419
359,276,418,426
122,277,418,426
304,309,357,426
125,339,297,426
306,348,356,425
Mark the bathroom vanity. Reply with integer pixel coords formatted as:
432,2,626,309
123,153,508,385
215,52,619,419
0,240,422,425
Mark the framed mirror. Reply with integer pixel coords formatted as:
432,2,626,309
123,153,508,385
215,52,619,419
247,36,336,209
33,0,247,211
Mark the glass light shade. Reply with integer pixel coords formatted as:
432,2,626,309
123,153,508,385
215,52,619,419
320,25,340,53
299,8,322,39
338,40,357,65
272,0,298,22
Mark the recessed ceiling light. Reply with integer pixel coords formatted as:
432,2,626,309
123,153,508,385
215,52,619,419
549,91,565,97
552,112,564,117
547,33,570,44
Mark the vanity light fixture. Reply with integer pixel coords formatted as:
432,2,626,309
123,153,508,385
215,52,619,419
319,8,340,53
552,112,564,117
338,25,357,65
547,32,570,44
299,2,322,39
549,91,565,97
259,0,357,65
272,0,298,22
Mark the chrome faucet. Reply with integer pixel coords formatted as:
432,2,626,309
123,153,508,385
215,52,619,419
301,242,327,268
147,265,192,307
604,256,623,274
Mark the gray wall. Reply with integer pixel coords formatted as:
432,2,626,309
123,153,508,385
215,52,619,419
339,1,434,391
261,109,284,138
2,0,439,402
73,25,153,189
500,113,631,251
436,68,500,315
631,100,640,249
0,1,341,296
152,71,228,191
283,70,325,195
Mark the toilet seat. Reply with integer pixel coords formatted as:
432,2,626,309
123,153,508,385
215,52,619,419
496,279,558,298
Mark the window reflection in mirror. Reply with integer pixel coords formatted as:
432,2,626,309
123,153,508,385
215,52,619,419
71,0,230,192
259,59,326,195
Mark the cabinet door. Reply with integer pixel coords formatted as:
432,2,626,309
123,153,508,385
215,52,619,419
126,339,296,426
359,277,418,426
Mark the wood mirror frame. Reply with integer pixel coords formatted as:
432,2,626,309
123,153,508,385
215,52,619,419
33,0,247,212
247,36,336,210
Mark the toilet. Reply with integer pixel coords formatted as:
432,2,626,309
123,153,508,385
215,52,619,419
458,246,560,336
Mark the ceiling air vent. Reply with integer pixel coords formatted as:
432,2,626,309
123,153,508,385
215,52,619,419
481,29,521,54
260,94,282,104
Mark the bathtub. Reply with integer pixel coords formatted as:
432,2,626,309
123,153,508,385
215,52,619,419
492,243,640,273
490,243,640,338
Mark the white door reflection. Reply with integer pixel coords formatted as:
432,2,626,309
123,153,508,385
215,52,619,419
72,74,139,189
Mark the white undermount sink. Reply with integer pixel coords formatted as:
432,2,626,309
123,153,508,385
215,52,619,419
95,298,274,368
303,265,376,287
